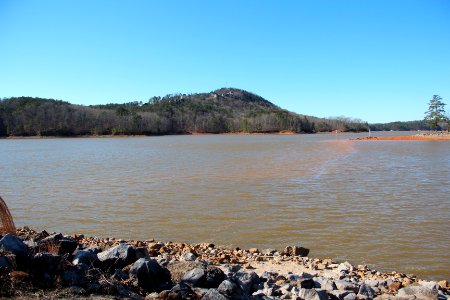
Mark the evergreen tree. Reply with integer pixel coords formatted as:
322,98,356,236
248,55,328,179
424,95,447,130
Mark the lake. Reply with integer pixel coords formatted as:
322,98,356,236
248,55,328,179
1,132,449,280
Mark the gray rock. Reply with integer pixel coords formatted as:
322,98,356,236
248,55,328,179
329,290,353,299
170,282,196,298
335,279,359,292
111,268,129,281
60,267,84,287
72,250,98,266
298,277,315,289
419,280,440,291
314,277,337,291
0,255,14,271
134,247,149,259
261,248,277,255
129,258,171,292
0,234,29,257
397,286,439,300
32,252,62,286
182,267,206,286
226,264,241,273
218,279,238,296
85,245,102,254
358,283,375,299
57,237,78,255
40,233,63,243
298,288,328,300
32,252,61,276
279,283,293,295
202,288,228,300
343,292,357,300
206,265,226,288
287,274,300,281
39,233,78,255
337,262,353,273
97,243,136,268
365,279,381,287
180,252,197,261
235,271,260,295
284,246,310,257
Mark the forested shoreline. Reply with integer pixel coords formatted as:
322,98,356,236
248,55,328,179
0,88,369,137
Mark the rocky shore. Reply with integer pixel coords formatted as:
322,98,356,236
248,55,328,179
0,227,448,299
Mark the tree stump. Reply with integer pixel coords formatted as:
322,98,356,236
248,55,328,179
0,196,16,234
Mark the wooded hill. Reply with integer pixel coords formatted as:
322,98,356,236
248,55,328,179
369,120,431,131
0,88,368,137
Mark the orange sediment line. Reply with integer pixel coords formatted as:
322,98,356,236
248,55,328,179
351,136,450,141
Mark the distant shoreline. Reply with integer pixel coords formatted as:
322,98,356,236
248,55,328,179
352,133,450,141
1,130,347,139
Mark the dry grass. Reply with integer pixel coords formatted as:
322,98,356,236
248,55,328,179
0,195,16,234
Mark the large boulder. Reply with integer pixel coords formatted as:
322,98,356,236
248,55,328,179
205,266,226,288
72,250,98,266
218,279,238,297
0,234,29,257
397,285,439,300
283,246,310,257
298,277,316,289
167,260,204,283
357,283,375,299
202,289,228,300
234,271,261,295
314,277,337,291
0,255,14,272
182,267,205,287
297,288,328,300
59,265,86,287
335,279,359,293
39,233,78,255
129,258,171,292
97,243,136,269
31,252,62,286
170,282,196,299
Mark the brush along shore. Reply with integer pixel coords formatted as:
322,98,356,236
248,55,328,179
0,227,448,299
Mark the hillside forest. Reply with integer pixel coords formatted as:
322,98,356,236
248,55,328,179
0,88,370,137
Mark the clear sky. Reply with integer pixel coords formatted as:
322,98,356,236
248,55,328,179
1,0,449,123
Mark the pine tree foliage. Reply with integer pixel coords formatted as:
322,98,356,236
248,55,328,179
424,95,447,130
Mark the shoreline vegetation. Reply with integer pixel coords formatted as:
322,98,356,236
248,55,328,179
0,227,448,299
1,88,370,138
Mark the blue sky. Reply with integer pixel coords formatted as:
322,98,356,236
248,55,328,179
1,1,449,123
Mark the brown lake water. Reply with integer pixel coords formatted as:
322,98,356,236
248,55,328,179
1,132,449,280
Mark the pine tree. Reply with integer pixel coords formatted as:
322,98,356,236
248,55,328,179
424,95,447,130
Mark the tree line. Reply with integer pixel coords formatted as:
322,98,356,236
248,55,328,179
0,88,368,137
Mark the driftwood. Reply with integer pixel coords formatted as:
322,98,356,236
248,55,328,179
0,195,16,234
